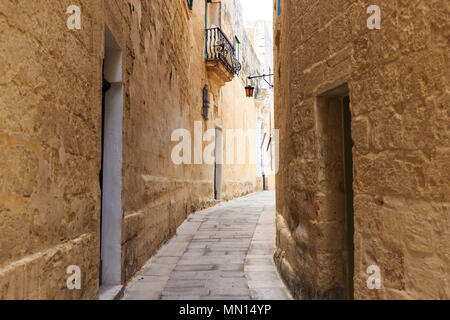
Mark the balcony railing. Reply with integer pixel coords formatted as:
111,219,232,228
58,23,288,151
205,27,241,75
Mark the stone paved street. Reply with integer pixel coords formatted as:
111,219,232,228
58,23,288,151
123,191,292,300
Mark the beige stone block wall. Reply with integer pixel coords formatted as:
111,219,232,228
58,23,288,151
274,0,449,300
0,0,102,299
118,0,215,284
0,0,263,299
220,77,258,201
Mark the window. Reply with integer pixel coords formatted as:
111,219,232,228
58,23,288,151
206,1,220,29
187,0,193,10
234,36,240,61
234,37,240,75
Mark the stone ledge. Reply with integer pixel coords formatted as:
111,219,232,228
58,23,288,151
0,233,96,300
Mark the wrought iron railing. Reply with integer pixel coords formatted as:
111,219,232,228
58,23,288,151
205,27,241,75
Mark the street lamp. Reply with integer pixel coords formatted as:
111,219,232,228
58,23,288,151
245,84,255,98
245,74,274,98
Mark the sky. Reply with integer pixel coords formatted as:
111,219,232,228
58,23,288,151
240,0,273,25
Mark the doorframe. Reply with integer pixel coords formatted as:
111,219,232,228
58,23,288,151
317,82,354,299
100,26,123,287
214,127,223,200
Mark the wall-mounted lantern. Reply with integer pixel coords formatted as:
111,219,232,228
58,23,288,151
245,85,255,98
203,85,209,120
245,74,274,98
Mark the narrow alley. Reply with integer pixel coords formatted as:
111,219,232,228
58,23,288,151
0,0,448,303
123,192,291,300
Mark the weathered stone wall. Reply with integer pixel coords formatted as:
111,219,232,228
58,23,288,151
274,0,449,300
0,0,103,299
213,0,267,200
119,0,215,285
221,0,262,85
0,0,263,299
251,21,276,192
221,77,258,201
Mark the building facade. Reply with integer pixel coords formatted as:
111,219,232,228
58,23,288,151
0,0,269,299
247,21,276,191
274,0,449,299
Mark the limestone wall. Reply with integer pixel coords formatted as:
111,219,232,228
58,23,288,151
0,0,263,299
0,0,103,299
119,0,214,285
211,0,268,200
274,0,449,300
220,77,258,200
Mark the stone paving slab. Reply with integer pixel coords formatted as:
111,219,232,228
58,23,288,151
123,191,292,300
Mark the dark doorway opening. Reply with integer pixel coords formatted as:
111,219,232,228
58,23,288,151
214,128,223,200
342,95,354,300
317,83,354,299
99,63,111,284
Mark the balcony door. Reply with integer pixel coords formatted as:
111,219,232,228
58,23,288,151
206,1,221,28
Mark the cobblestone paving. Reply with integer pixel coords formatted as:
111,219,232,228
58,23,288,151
123,191,292,300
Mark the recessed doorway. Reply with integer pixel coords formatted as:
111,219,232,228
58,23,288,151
317,83,354,299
